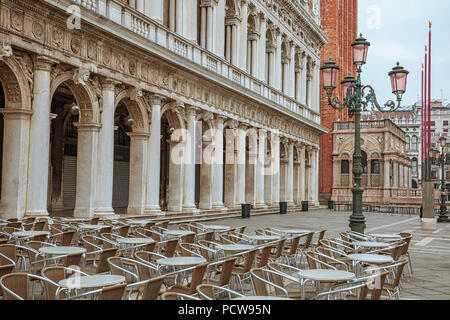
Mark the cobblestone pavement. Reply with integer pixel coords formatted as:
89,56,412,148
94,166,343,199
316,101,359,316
197,208,450,300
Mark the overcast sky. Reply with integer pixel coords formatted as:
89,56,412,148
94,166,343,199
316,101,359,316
357,0,450,107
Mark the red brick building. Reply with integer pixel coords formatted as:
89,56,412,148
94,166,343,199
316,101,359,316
319,0,358,204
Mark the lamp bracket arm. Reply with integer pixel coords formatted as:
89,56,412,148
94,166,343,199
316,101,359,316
361,85,399,112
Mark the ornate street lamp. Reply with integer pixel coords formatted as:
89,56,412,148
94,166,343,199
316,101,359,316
320,34,409,234
433,137,449,223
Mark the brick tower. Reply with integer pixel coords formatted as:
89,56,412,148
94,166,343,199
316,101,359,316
319,0,358,204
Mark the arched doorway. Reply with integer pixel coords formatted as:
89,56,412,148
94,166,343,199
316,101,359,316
49,85,80,213
160,116,170,211
112,103,132,213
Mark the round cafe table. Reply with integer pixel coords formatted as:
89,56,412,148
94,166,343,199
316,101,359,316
346,254,394,275
58,274,125,295
126,220,153,226
157,256,207,285
353,241,391,252
116,237,155,255
369,234,402,242
39,246,86,256
246,235,281,244
163,230,195,239
215,244,255,252
297,269,355,300
201,225,230,232
276,229,311,236
12,231,50,238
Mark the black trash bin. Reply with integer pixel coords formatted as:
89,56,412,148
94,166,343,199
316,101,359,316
280,202,287,215
241,204,251,219
301,201,309,212
328,200,334,210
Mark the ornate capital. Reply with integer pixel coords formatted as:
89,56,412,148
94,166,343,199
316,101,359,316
148,94,165,106
185,105,200,118
33,55,59,72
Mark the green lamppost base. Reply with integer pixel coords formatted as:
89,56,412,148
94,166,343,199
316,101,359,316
349,185,366,234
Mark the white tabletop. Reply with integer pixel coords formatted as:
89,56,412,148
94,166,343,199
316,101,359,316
215,244,256,251
297,269,355,282
164,230,195,236
277,229,311,235
156,256,206,267
346,254,394,264
116,237,155,244
59,274,125,289
369,233,402,239
232,296,294,300
247,235,281,241
12,231,50,238
126,220,153,225
78,224,108,230
353,241,391,248
61,218,90,222
39,246,86,255
201,225,230,231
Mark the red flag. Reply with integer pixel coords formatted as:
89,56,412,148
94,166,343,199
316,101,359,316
421,64,424,163
428,22,432,154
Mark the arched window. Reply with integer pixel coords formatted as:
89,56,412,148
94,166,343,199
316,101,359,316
406,136,410,151
341,160,349,174
412,158,418,172
412,136,418,151
361,151,368,174
371,160,380,174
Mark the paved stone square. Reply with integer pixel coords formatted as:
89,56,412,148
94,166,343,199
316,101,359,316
199,208,450,300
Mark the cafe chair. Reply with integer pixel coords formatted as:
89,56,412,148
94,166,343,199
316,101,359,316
196,283,245,300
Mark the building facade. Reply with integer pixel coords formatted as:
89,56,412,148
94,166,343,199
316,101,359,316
0,0,327,219
318,0,358,204
331,119,421,206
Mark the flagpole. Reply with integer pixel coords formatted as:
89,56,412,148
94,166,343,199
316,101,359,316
424,46,428,175
421,63,424,165
428,22,432,162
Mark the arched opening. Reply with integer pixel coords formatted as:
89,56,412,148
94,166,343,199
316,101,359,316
305,150,310,201
264,137,272,206
160,115,171,211
199,120,213,210
265,29,275,86
412,180,418,189
281,41,288,94
245,129,257,205
112,103,132,212
49,84,80,214
293,145,300,205
0,84,4,196
361,150,368,187
247,14,258,76
341,159,350,187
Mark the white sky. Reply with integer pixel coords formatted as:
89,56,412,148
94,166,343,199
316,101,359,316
357,0,450,107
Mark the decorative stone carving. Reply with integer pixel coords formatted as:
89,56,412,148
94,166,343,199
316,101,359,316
70,38,81,55
73,68,91,86
14,52,33,91
10,11,24,32
0,40,12,60
128,87,143,101
87,41,97,60
32,21,44,40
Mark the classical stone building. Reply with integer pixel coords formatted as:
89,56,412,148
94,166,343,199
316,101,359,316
331,119,421,206
318,0,358,204
0,0,327,219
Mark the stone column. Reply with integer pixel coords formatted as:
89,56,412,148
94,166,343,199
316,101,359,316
224,124,237,209
74,123,101,218
215,0,225,57
314,148,319,205
95,79,118,216
332,159,340,188
145,95,164,214
295,66,302,102
255,129,267,208
212,116,226,210
199,137,214,210
239,0,248,70
169,0,176,31
167,140,184,212
127,133,149,215
315,62,321,113
236,124,247,205
225,24,232,62
200,5,207,48
306,74,312,107
272,133,280,203
136,0,144,13
176,0,183,35
293,152,300,205
268,49,275,87
183,106,199,212
384,160,390,188
25,56,57,217
259,14,266,82
299,145,306,201
206,6,214,51
0,109,32,219
231,23,239,66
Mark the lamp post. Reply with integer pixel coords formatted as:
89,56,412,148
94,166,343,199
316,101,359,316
430,137,449,222
320,34,409,234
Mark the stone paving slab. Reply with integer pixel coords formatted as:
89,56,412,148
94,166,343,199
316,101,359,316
199,208,450,300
